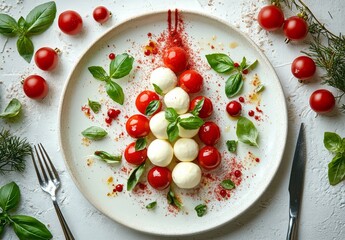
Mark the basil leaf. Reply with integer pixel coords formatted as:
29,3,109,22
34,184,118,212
18,17,26,30
254,84,265,93
194,204,207,217
191,97,204,116
165,108,178,122
167,188,182,209
328,154,345,185
0,13,19,37
245,60,258,71
236,116,258,147
145,100,160,116
221,179,236,190
239,57,247,70
146,201,157,210
109,53,134,79
127,163,146,191
0,182,20,212
94,151,121,163
17,35,34,63
135,138,147,151
88,66,110,81
25,1,56,36
324,132,343,153
226,140,237,153
205,53,235,73
106,80,124,105
0,98,22,118
88,99,101,113
81,126,107,140
179,116,204,130
225,73,243,98
153,84,163,95
10,215,52,240
167,121,179,142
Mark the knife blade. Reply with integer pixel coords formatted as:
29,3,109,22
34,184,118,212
287,123,306,240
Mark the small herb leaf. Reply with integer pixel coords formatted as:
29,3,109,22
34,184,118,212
94,151,121,163
106,80,125,105
145,100,160,116
226,140,237,153
240,57,247,70
205,53,235,73
18,17,26,29
225,73,243,98
17,35,34,63
10,215,53,240
88,66,110,81
167,188,182,209
135,138,147,151
167,121,179,142
328,154,345,185
81,126,107,140
179,116,204,130
194,204,207,217
0,98,22,118
191,97,205,116
0,13,19,37
153,84,163,95
127,163,146,191
146,201,157,210
87,99,101,113
0,182,20,212
25,1,56,36
109,53,134,79
236,116,258,147
165,108,178,122
221,179,235,190
254,84,265,93
324,132,343,153
245,60,258,71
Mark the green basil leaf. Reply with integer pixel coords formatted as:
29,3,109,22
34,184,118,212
146,201,157,210
145,100,160,116
191,97,204,116
236,116,258,147
94,151,121,163
109,53,134,79
179,116,204,130
10,215,52,240
88,99,101,113
165,108,178,122
17,35,34,63
127,163,146,191
239,56,247,70
194,204,207,217
225,73,243,98
0,182,20,212
324,132,342,153
167,121,179,142
205,53,235,73
88,66,110,81
0,13,19,37
0,98,22,118
328,154,345,185
135,138,147,151
221,179,236,190
167,188,182,209
25,1,56,36
106,80,124,105
226,140,237,153
245,59,258,71
254,84,265,93
18,17,26,30
153,83,163,95
81,126,107,140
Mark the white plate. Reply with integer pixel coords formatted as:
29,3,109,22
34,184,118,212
59,10,287,236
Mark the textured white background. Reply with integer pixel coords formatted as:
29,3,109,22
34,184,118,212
1,0,344,239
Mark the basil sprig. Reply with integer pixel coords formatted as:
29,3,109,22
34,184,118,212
127,163,146,191
167,187,182,209
0,182,52,239
0,1,56,62
236,116,258,147
323,132,345,185
81,126,107,140
94,151,121,163
194,204,207,217
0,98,22,119
190,97,204,116
88,53,134,105
145,100,160,116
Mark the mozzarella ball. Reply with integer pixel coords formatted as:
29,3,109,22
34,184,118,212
149,111,168,139
172,162,202,189
178,113,199,138
173,138,199,162
150,67,177,94
147,139,173,167
164,87,190,114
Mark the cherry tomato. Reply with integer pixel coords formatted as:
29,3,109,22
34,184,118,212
58,10,83,35
198,122,221,146
147,166,172,190
124,142,147,165
23,75,49,100
257,5,285,31
93,6,111,24
34,47,58,71
198,146,221,170
135,90,161,115
283,16,308,41
125,114,150,138
309,89,335,113
189,96,213,118
163,47,188,73
291,56,316,80
226,100,242,117
178,70,203,93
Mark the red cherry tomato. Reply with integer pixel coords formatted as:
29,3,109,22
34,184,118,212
34,47,58,71
198,122,221,146
226,100,242,117
283,16,308,41
135,90,161,115
189,96,213,118
309,89,335,113
291,56,316,80
124,142,147,165
23,75,49,100
163,47,188,73
257,5,285,31
58,10,83,35
125,114,150,138
198,146,221,170
147,166,172,190
93,6,111,24
178,70,203,93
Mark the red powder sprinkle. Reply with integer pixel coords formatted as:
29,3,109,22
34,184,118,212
255,158,260,163
239,96,245,103
254,115,260,121
220,189,227,198
144,49,151,56
109,53,115,60
248,110,255,117
115,184,123,192
211,45,215,49
234,170,242,178
234,62,240,68
147,32,152,37
256,106,263,113
242,69,249,74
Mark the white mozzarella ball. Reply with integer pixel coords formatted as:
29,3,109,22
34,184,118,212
164,87,190,114
173,138,199,162
147,139,173,167
172,162,202,189
149,111,169,139
150,67,177,94
178,113,199,138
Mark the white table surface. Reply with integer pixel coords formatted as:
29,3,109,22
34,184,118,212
1,0,344,239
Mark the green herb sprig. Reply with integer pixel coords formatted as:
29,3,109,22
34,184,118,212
94,151,121,163
127,163,146,191
0,98,22,119
194,204,207,217
81,126,107,140
167,188,182,209
236,116,259,147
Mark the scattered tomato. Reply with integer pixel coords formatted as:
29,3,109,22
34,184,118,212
163,47,188,73
58,10,83,35
125,114,150,138
283,16,308,41
23,75,49,100
135,90,161,115
198,146,221,170
178,70,203,93
309,89,335,113
147,166,172,190
189,96,213,118
257,5,285,31
291,56,316,80
226,100,242,117
198,122,221,146
124,142,147,165
34,47,58,71
93,6,111,24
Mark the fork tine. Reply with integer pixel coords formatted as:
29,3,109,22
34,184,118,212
31,149,44,185
38,143,60,182
34,145,49,183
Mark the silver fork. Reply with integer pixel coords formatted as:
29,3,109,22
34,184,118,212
32,143,75,240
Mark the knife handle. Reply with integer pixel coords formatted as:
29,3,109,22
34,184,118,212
286,215,297,240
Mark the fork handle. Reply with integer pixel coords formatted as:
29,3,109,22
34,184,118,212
52,200,75,240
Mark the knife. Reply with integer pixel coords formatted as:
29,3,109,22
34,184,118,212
287,123,306,240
